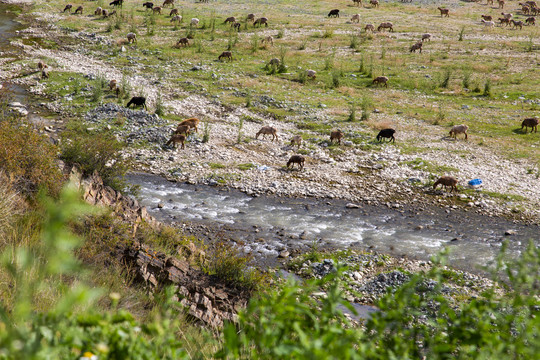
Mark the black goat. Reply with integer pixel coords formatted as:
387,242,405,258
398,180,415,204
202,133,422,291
110,0,123,6
328,9,340,17
126,97,147,110
376,128,396,142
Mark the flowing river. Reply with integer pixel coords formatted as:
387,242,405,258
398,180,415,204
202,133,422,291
127,173,539,273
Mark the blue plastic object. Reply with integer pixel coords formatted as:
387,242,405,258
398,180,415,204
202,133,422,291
468,179,483,186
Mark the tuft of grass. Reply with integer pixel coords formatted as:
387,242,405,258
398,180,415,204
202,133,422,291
237,163,255,171
458,26,465,41
202,122,211,143
440,69,451,89
361,96,372,121
298,37,308,50
276,29,285,39
208,162,226,169
323,29,333,38
155,92,164,116
237,116,244,144
347,103,356,122
483,79,492,97
250,33,259,53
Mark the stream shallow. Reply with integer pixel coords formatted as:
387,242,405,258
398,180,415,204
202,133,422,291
127,173,538,273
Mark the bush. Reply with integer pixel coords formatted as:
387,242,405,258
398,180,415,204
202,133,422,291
204,241,266,292
60,130,129,191
0,118,63,197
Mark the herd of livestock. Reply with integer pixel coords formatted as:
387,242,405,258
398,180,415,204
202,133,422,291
43,0,540,192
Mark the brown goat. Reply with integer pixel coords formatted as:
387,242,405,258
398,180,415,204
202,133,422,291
511,20,524,29
525,17,535,25
287,155,305,170
41,70,49,80
94,7,103,15
162,0,174,7
449,124,469,140
330,130,344,145
174,124,191,136
481,14,493,21
256,126,278,141
370,0,379,8
410,41,423,53
152,6,162,15
75,6,83,14
421,33,432,42
377,22,394,32
254,17,268,27
169,8,179,16
365,24,375,32
498,17,510,26
290,135,302,148
247,13,256,22
218,51,233,61
165,134,186,149
433,176,458,192
498,0,505,9
351,14,360,23
232,22,241,31
171,15,182,23
372,76,389,87
521,117,538,133
109,79,117,91
63,4,73,13
37,61,48,71
179,118,200,133
224,16,236,24
353,0,363,6
176,37,189,47
438,7,449,17
127,32,137,43
261,36,274,46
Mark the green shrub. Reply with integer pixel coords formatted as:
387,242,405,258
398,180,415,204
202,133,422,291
60,130,129,191
202,121,211,143
0,119,63,197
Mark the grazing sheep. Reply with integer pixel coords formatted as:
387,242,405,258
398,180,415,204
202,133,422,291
175,37,189,47
481,14,493,21
94,7,103,15
232,22,241,31
287,155,305,170
377,22,394,32
421,33,431,42
521,117,539,133
261,35,274,46
37,61,48,71
41,70,49,80
127,32,137,43
143,2,154,9
330,130,344,145
110,0,123,6
376,128,396,142
178,118,200,133
224,16,236,24
501,12,513,20
433,176,458,192
370,0,379,8
165,134,186,149
328,9,340,18
511,20,524,29
74,6,83,14
498,0,505,9
268,58,280,67
174,124,191,136
162,0,174,7
438,7,449,17
190,18,200,27
306,69,317,79
109,79,117,91
153,6,162,15
290,135,302,148
364,24,375,32
247,13,256,22
372,76,389,87
353,0,363,6
254,17,268,27
526,17,536,25
169,8,179,16
63,4,72,13
101,9,109,17
481,19,495,29
256,126,278,141
351,14,360,23
498,17,510,26
520,3,531,14
449,124,469,140
171,15,182,23
126,96,147,110
218,51,233,61
410,41,423,53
